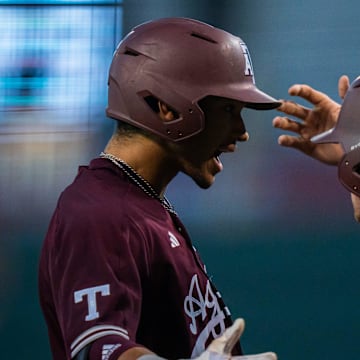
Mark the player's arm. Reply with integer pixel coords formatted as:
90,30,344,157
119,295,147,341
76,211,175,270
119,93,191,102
117,347,154,360
74,345,153,360
272,75,349,165
44,206,155,360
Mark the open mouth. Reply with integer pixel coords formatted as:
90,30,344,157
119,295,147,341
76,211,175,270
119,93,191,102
211,142,237,171
213,149,222,162
212,150,223,171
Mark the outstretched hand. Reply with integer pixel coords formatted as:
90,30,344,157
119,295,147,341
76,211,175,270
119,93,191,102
196,318,277,360
272,75,349,165
138,319,276,360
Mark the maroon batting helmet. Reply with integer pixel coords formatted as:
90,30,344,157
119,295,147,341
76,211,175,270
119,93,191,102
312,77,360,195
106,17,280,141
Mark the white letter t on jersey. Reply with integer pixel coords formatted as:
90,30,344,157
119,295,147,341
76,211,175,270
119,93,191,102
74,284,110,321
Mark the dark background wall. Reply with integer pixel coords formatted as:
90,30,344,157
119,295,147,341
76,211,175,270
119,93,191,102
1,1,360,359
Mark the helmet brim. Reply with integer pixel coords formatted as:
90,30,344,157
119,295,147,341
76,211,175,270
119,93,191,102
223,83,281,110
244,86,281,110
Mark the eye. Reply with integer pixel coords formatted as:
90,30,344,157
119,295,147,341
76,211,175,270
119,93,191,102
224,104,235,113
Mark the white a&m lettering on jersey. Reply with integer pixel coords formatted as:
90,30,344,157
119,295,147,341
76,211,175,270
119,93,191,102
184,274,226,357
240,43,255,81
74,284,110,321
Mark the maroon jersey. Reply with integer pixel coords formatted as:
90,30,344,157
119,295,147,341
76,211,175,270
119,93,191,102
39,158,241,360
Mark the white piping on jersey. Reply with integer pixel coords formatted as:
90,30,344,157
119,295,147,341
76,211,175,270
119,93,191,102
70,325,129,358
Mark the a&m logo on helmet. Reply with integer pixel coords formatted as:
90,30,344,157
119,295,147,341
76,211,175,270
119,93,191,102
240,43,255,82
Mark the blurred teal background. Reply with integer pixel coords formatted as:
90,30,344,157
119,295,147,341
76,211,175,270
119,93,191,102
1,0,360,359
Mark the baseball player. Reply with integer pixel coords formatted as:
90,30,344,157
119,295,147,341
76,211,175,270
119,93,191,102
39,18,280,360
273,74,360,221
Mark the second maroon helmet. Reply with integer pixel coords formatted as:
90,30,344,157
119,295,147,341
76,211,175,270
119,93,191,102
312,77,360,195
106,17,280,142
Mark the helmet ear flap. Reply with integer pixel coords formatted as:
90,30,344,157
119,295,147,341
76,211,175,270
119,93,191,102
157,101,177,122
136,87,205,141
338,147,360,195
143,96,179,121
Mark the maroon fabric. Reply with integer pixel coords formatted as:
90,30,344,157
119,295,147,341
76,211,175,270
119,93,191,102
39,158,241,360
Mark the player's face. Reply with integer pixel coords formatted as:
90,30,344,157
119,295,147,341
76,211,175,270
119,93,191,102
177,96,249,188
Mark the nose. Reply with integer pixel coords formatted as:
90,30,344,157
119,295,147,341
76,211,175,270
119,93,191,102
234,114,249,142
238,132,250,142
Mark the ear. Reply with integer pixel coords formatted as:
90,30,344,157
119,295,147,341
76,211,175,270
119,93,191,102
158,101,175,121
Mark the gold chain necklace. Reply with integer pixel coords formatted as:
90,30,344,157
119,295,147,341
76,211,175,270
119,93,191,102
100,152,177,215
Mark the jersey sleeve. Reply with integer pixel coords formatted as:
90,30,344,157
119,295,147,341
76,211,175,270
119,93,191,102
40,198,151,359
87,335,143,360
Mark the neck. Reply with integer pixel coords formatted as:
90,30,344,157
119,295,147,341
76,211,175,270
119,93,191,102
100,152,177,215
104,133,178,196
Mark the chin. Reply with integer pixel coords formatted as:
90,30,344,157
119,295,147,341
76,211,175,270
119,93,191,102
183,163,217,189
193,175,215,189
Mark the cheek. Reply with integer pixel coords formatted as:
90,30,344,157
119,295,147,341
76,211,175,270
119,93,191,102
182,141,214,165
205,125,229,146
181,123,228,161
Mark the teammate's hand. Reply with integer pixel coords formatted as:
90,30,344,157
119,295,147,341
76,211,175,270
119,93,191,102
196,318,277,360
272,75,348,165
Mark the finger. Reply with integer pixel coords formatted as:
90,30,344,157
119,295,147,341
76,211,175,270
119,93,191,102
208,318,245,355
222,319,245,355
277,134,313,148
277,100,309,119
277,134,300,147
273,116,304,134
338,75,350,99
288,84,329,106
277,135,317,157
235,352,277,360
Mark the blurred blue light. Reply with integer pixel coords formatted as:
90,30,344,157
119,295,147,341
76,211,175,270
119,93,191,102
0,1,122,4
0,1,123,131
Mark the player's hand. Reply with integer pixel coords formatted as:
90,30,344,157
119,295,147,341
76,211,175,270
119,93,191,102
272,75,349,165
196,318,277,360
351,193,360,222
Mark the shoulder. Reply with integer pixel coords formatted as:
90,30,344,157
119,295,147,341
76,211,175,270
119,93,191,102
48,158,169,244
58,158,135,218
